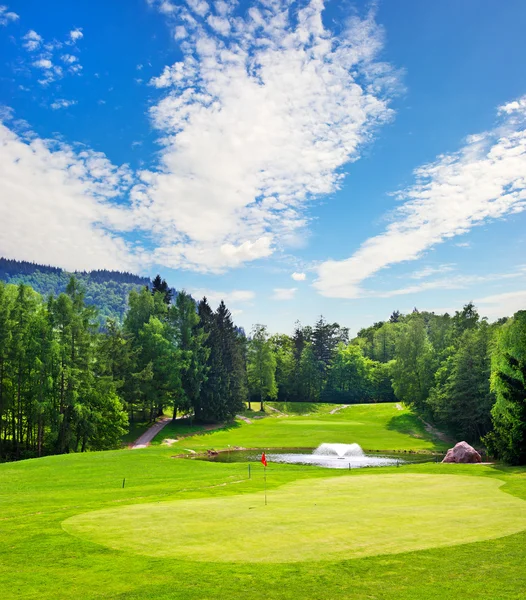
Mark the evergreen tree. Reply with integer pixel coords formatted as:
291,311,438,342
151,274,173,305
428,322,495,441
168,291,209,419
484,311,526,464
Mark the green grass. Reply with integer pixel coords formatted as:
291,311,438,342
157,402,448,453
63,473,526,563
2,403,526,599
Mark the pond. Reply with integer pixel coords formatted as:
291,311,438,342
190,443,438,469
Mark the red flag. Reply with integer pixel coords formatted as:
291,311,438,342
261,452,268,467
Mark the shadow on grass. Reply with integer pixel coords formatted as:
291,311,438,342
387,413,427,436
269,402,324,415
151,418,242,445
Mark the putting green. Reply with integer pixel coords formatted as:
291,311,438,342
62,474,526,563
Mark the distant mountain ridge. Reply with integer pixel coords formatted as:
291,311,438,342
0,257,151,322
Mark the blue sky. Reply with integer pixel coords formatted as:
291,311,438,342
1,0,526,335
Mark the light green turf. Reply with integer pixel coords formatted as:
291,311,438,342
156,402,447,453
63,473,526,563
2,403,526,599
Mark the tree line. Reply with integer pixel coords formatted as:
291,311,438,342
0,257,151,323
0,277,246,460
240,305,526,464
0,274,524,464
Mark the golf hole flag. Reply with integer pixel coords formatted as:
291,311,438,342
261,452,268,467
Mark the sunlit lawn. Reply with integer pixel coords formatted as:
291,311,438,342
154,402,447,453
2,403,525,600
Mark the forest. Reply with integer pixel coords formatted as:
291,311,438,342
0,275,525,464
0,257,151,323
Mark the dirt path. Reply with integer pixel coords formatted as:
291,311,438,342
266,405,287,416
236,415,253,424
329,404,348,414
130,417,172,449
420,418,453,444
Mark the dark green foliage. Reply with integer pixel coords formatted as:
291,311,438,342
0,279,128,460
196,299,247,422
484,311,526,464
151,274,173,305
428,323,495,441
0,257,150,323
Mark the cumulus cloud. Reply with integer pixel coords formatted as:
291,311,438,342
33,58,53,69
50,99,77,110
61,54,78,64
23,30,42,51
22,28,83,85
0,5,18,26
0,121,142,272
142,0,397,272
69,28,83,42
272,288,297,300
292,272,306,281
315,97,526,298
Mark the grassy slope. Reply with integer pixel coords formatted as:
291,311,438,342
154,402,447,453
1,404,525,600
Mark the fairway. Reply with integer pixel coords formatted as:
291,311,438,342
152,403,447,452
63,474,526,563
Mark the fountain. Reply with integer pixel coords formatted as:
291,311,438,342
265,443,403,469
313,443,365,458
194,443,411,469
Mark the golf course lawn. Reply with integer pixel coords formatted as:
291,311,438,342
152,402,447,452
63,474,526,563
2,403,526,599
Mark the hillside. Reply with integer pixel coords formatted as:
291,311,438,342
0,257,151,322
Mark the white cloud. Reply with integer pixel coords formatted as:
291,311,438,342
61,54,78,64
292,272,306,281
22,29,83,85
33,58,53,69
366,266,526,299
0,5,18,26
69,28,83,42
455,241,471,248
499,97,526,115
410,264,455,279
23,30,42,51
187,288,255,304
272,288,297,300
315,97,526,298
0,121,142,272
50,99,77,110
174,25,187,39
142,1,397,272
186,0,209,17
475,290,526,320
207,14,230,35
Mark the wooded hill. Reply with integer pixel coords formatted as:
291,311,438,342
0,258,151,322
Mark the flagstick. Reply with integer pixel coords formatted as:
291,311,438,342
264,465,267,506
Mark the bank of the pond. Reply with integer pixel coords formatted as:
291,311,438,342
182,445,444,469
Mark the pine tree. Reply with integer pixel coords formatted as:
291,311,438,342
484,311,526,464
151,274,173,305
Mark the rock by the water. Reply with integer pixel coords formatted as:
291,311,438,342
442,441,482,463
